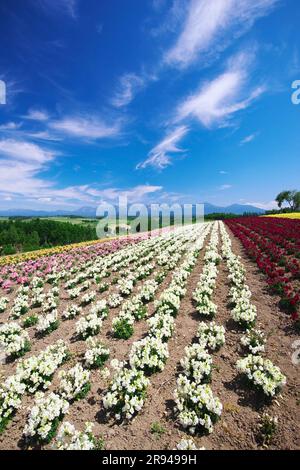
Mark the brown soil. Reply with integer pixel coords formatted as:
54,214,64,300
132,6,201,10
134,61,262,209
0,226,299,450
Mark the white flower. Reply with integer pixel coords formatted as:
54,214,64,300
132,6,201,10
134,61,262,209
36,310,59,334
58,363,90,401
11,294,29,318
55,421,98,450
103,368,149,420
23,392,69,442
176,439,205,450
236,355,286,397
197,321,225,351
129,336,169,373
80,291,96,306
90,300,108,319
15,340,69,392
241,329,266,354
0,297,9,313
84,337,109,368
174,376,222,434
62,304,82,320
147,312,174,342
108,293,123,308
0,322,30,357
180,343,212,384
76,313,102,339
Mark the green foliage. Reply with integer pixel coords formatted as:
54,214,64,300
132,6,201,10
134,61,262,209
0,218,97,256
23,315,39,328
39,320,60,337
93,436,105,450
2,244,16,255
132,305,147,321
0,414,13,434
11,339,31,359
113,318,134,339
259,414,278,446
74,382,91,401
150,421,166,439
275,189,300,211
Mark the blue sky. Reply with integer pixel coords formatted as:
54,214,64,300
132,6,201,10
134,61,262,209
0,0,299,211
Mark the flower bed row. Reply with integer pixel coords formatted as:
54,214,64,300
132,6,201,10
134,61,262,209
224,217,300,320
174,222,224,440
220,222,286,398
102,223,212,421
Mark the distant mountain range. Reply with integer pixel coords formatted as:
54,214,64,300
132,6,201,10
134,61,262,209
0,203,265,217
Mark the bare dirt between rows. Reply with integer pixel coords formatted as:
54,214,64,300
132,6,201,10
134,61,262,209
0,225,299,450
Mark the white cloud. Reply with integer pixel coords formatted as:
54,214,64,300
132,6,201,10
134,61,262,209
175,52,265,128
165,0,279,68
0,122,22,130
0,139,55,164
24,109,49,121
36,0,78,19
219,170,228,174
85,185,163,203
218,184,232,190
50,116,121,140
111,72,158,108
0,139,162,206
111,73,144,108
28,131,62,141
0,139,58,197
136,125,188,169
245,200,277,210
152,0,166,11
240,133,258,145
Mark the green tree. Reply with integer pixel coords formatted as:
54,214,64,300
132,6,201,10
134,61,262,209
276,190,300,211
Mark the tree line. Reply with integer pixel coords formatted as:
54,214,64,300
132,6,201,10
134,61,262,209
0,218,97,255
265,190,300,215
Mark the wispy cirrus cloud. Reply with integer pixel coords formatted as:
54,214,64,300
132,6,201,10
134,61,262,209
35,0,78,19
175,51,265,128
218,184,232,191
0,139,56,164
0,138,58,196
165,0,280,68
136,125,189,169
245,200,277,210
240,132,259,145
0,136,163,206
85,184,163,203
111,73,145,108
49,115,122,140
23,108,49,121
0,122,22,131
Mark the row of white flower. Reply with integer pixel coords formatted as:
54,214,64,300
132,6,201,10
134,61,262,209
0,322,31,358
0,226,194,362
0,224,209,445
0,340,70,432
0,228,174,324
192,223,221,318
23,359,94,443
76,227,197,341
7,225,205,444
220,223,257,329
103,223,212,421
174,223,223,436
115,224,205,342
219,222,286,397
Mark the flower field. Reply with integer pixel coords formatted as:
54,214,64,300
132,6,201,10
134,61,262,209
263,213,300,220
0,221,299,450
225,217,300,321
